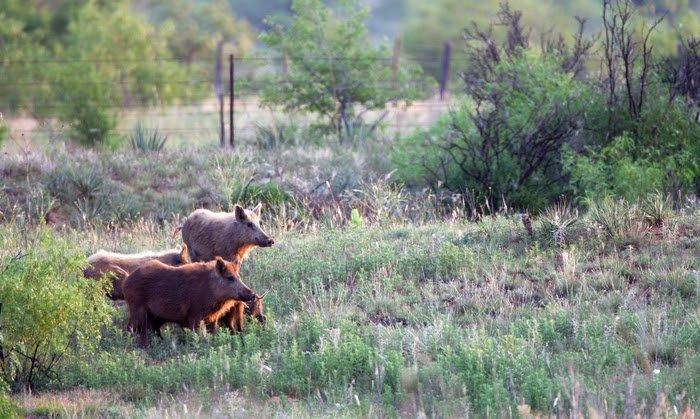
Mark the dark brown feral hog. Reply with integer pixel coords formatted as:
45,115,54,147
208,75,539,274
205,294,267,333
181,204,274,262
122,256,256,347
84,245,190,300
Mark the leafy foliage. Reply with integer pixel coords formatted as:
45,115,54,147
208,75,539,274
0,226,113,391
145,0,255,64
260,0,429,142
394,6,591,211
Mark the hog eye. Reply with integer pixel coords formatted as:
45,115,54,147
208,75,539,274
246,222,254,228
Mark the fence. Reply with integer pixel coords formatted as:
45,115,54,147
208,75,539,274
0,44,459,148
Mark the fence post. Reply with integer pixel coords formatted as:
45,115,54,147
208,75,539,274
439,41,452,100
215,40,225,147
391,38,401,90
229,54,235,149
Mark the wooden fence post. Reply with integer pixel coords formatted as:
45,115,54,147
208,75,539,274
229,54,235,149
215,40,225,147
439,41,452,100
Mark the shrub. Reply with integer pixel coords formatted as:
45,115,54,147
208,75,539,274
565,133,666,204
0,392,21,418
0,226,113,391
439,332,558,413
538,200,579,247
641,192,673,228
589,197,647,246
129,122,168,153
55,70,117,147
254,118,303,149
570,91,700,203
392,6,591,211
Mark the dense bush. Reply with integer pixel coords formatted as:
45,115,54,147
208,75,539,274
393,54,589,211
393,1,700,211
0,226,113,391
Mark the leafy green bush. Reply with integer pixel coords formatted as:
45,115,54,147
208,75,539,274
0,392,21,418
568,92,700,203
439,332,558,413
0,226,113,391
56,69,117,147
392,5,591,211
393,53,588,211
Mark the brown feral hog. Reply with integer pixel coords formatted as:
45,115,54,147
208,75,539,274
123,256,256,347
205,294,267,333
84,245,190,300
181,204,274,262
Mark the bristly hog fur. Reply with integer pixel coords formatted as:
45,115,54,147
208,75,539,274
122,257,256,347
84,245,190,299
181,204,274,263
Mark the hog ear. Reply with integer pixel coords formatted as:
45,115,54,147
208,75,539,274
215,256,227,276
234,204,247,221
179,244,191,264
252,203,262,218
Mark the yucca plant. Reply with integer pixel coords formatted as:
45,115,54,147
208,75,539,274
589,197,646,245
641,191,672,228
129,122,167,152
254,118,301,149
539,200,579,247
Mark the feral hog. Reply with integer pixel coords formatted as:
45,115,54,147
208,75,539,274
205,294,267,333
123,256,256,347
84,245,190,300
181,204,274,262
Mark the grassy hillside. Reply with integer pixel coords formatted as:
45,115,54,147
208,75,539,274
1,146,698,416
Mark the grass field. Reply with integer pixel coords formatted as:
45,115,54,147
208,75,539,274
1,135,699,417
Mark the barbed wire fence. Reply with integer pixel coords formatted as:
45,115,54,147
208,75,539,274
1,42,460,148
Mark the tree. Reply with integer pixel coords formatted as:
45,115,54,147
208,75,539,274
260,0,428,143
50,1,192,145
145,0,255,65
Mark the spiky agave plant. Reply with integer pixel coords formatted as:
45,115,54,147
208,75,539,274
641,191,672,228
129,122,167,152
539,200,579,247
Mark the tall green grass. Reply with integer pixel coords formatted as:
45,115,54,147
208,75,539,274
3,203,698,416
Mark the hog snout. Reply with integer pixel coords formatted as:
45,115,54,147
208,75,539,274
263,238,275,247
239,287,256,302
